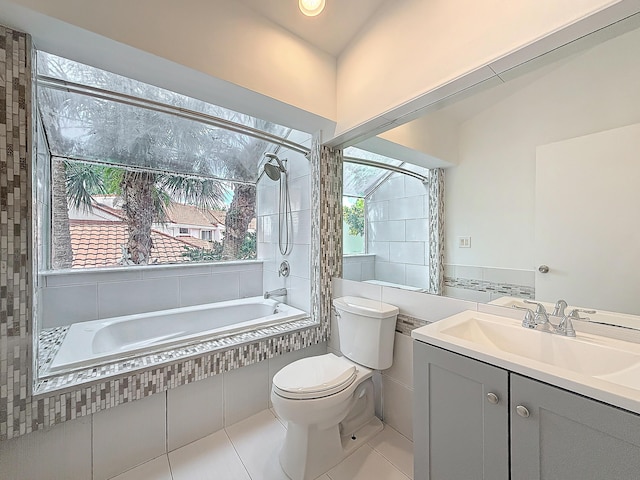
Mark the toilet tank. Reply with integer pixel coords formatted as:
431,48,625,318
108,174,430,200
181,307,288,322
333,296,399,370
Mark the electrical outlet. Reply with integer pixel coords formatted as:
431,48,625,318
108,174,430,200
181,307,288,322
458,236,471,248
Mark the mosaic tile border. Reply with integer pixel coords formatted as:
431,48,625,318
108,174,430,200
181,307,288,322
395,313,430,336
0,28,337,440
445,276,535,299
428,169,445,295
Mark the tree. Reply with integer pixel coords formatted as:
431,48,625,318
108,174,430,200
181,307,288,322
39,52,275,266
343,198,365,237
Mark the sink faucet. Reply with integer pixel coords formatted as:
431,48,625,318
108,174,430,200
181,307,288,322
556,308,595,337
514,302,551,331
552,299,568,317
264,287,287,299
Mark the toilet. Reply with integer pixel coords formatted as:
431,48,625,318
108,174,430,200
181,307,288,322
271,296,399,480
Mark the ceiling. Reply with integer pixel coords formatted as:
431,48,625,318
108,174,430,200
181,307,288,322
235,0,389,56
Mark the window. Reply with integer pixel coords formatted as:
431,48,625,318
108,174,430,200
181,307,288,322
35,52,298,269
343,197,365,254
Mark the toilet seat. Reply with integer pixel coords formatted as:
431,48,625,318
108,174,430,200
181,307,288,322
273,353,358,400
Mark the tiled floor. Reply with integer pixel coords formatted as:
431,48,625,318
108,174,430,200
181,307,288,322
111,409,414,480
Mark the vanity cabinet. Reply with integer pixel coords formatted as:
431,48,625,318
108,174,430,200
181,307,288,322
413,343,509,480
414,341,640,480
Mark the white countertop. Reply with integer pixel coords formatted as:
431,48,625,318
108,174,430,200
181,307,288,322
412,310,640,415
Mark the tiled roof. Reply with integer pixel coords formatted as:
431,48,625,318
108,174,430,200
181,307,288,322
69,220,200,268
165,203,221,227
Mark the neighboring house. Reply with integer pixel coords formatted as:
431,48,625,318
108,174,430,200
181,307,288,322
69,220,200,268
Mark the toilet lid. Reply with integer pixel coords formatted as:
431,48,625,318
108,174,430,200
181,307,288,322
272,353,357,400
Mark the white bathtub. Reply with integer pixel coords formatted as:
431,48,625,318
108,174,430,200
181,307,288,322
48,296,307,373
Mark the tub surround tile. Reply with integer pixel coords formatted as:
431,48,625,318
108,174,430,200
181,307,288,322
169,429,251,480
92,392,167,480
381,286,477,322
98,277,180,318
178,273,240,307
41,284,99,328
0,415,92,480
332,278,382,302
224,361,270,427
110,455,172,480
238,270,265,298
167,374,224,452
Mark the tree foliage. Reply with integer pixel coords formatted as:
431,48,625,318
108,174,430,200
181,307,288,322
343,198,365,237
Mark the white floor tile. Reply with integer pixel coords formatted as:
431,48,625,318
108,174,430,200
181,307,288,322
226,410,289,480
169,429,250,480
326,444,410,480
368,426,414,479
109,455,172,480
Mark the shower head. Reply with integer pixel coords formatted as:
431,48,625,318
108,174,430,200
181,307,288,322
263,153,287,181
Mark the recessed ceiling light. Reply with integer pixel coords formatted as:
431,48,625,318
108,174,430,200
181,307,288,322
299,0,325,17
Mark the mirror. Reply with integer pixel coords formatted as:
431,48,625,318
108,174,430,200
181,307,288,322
342,14,640,322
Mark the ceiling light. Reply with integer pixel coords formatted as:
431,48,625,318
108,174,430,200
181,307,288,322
299,0,325,17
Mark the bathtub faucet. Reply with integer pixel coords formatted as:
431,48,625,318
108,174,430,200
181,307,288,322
264,288,287,299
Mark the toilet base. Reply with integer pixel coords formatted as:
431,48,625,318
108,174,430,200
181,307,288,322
279,416,383,480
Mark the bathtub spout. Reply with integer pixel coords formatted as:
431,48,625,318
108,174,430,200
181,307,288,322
264,288,287,299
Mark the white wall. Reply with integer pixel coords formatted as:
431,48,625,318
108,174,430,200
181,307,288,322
0,342,327,480
40,262,263,328
0,0,337,133
257,131,313,313
445,25,640,271
336,0,627,134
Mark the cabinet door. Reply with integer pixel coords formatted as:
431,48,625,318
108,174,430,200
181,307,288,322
413,342,509,480
511,374,640,480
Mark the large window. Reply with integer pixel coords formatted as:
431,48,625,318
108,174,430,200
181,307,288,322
36,52,291,269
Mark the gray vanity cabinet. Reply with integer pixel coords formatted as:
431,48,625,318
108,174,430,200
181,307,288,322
413,342,510,480
511,373,640,480
414,340,640,480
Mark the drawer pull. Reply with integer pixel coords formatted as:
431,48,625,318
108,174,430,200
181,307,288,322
516,405,530,418
487,392,499,404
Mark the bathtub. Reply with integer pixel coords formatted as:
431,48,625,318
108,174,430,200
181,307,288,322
48,296,307,374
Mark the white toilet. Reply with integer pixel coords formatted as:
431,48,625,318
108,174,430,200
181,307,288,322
271,296,399,480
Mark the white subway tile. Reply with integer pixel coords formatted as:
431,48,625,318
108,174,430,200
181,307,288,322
178,273,239,307
482,267,535,287
381,287,477,322
0,416,91,480
291,210,311,245
283,243,309,279
45,269,142,286
382,376,414,441
405,219,428,242
332,278,382,301
369,221,405,242
389,242,425,265
167,375,224,452
368,241,390,262
239,270,264,298
342,261,363,282
388,196,424,221
223,362,269,427
286,275,311,313
444,286,492,303
367,200,389,222
98,277,179,318
41,284,98,328
361,260,375,280
93,393,166,480
375,262,406,285
405,265,429,290
288,175,311,212
256,183,277,216
383,333,413,388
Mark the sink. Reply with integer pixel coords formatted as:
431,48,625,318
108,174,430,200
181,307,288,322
439,316,640,377
412,310,640,414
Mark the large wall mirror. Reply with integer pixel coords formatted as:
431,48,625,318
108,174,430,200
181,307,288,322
342,13,640,324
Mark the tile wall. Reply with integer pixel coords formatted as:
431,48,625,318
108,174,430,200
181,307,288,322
0,342,327,480
342,254,375,282
257,131,313,313
40,262,264,328
444,263,535,302
366,173,430,290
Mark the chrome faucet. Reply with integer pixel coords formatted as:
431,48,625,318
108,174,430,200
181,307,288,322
264,287,287,299
556,308,595,337
552,299,568,317
523,300,552,331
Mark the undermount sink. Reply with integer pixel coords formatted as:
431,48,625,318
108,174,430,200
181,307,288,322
412,310,640,414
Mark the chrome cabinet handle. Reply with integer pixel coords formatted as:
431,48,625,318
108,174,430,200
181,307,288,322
487,392,499,404
516,405,530,418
